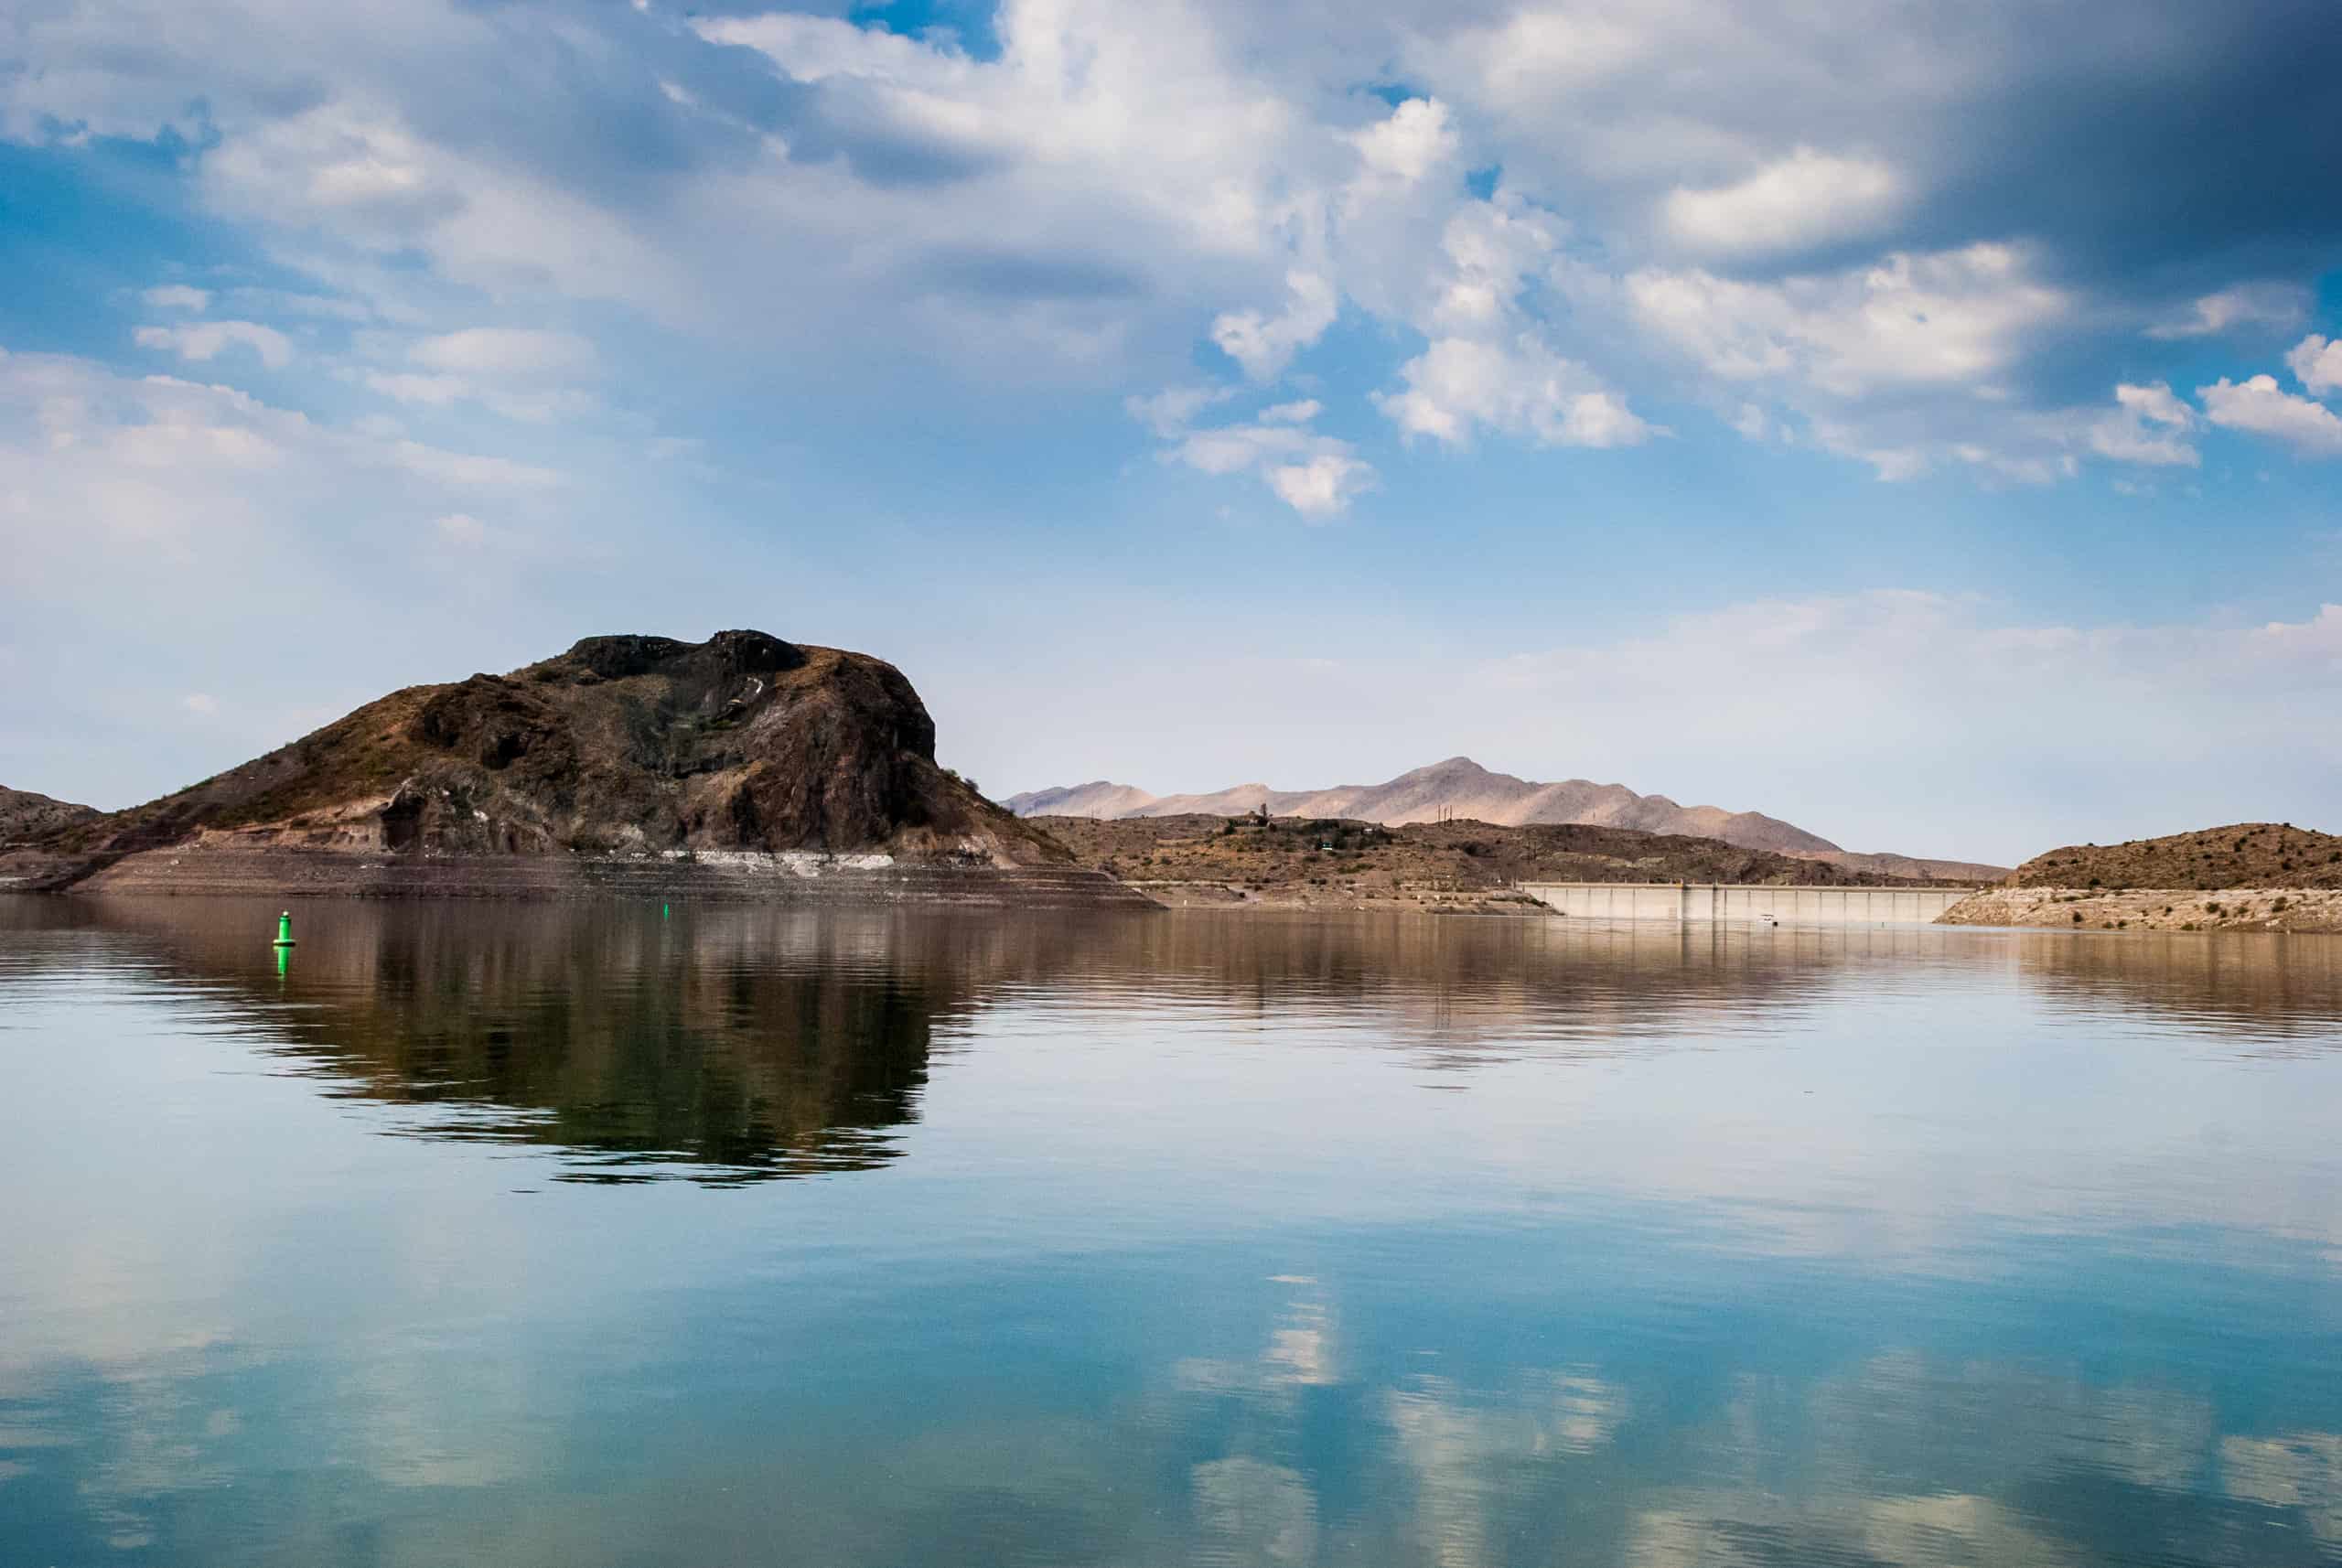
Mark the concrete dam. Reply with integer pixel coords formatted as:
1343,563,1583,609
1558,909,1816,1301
1519,882,1972,925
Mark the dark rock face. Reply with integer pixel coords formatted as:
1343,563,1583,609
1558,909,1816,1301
22,631,1064,881
0,787,99,845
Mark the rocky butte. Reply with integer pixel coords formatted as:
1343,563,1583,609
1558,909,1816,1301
2,631,1147,908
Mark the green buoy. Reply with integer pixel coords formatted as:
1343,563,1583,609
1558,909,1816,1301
272,910,296,948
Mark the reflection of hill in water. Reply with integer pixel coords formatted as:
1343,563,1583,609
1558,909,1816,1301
20,902,2342,1182
2012,930,2342,1050
284,913,940,1184
41,901,1069,1186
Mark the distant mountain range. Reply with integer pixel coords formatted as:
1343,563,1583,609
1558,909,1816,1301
1007,757,2007,882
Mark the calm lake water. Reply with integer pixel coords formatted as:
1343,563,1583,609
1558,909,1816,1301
4,897,2340,1566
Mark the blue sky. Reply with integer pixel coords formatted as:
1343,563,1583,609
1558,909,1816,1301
3,0,2339,862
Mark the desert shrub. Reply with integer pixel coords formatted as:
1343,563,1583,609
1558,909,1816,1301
2072,911,2084,923
2272,897,2290,912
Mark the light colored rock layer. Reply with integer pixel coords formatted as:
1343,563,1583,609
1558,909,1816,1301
1939,886,2342,932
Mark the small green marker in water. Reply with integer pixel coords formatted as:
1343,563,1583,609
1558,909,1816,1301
273,910,296,948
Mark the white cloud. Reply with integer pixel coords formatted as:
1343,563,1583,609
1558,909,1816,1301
200,100,680,312
1377,335,1660,449
133,320,294,370
1348,97,1457,186
2087,381,2197,467
7,0,2338,509
1123,384,1235,437
1422,196,1565,333
1210,271,1338,381
1664,148,1903,259
390,441,563,489
2197,374,2342,456
349,331,600,423
1259,399,1321,424
1627,243,2067,397
408,328,597,377
0,351,567,583
1168,417,1373,517
692,12,973,88
2146,282,2309,339
141,285,210,311
2285,334,2342,398
1266,452,1373,518
178,693,218,715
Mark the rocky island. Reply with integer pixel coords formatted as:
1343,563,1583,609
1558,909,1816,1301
2,630,1148,908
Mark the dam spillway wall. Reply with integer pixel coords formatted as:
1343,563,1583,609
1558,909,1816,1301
1519,882,1972,925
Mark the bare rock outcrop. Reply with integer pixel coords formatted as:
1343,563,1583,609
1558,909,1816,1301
15,631,1106,899
0,786,97,845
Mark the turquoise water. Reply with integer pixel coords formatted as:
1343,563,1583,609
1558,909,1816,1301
2,897,2338,1565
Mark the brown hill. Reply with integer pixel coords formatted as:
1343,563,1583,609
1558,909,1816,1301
2007,822,2342,890
1006,756,2006,878
1037,812,1982,912
18,631,1073,893
0,786,97,845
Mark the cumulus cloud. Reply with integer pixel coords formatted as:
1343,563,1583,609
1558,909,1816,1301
1627,243,2066,397
2197,375,2342,456
7,0,2342,509
1348,95,1458,186
1664,148,1903,260
2285,334,2342,398
133,320,294,370
2087,381,2197,467
1123,384,1235,437
140,285,210,311
1424,198,1566,333
1210,272,1339,381
1378,334,1660,449
1166,405,1374,519
1265,452,1373,516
